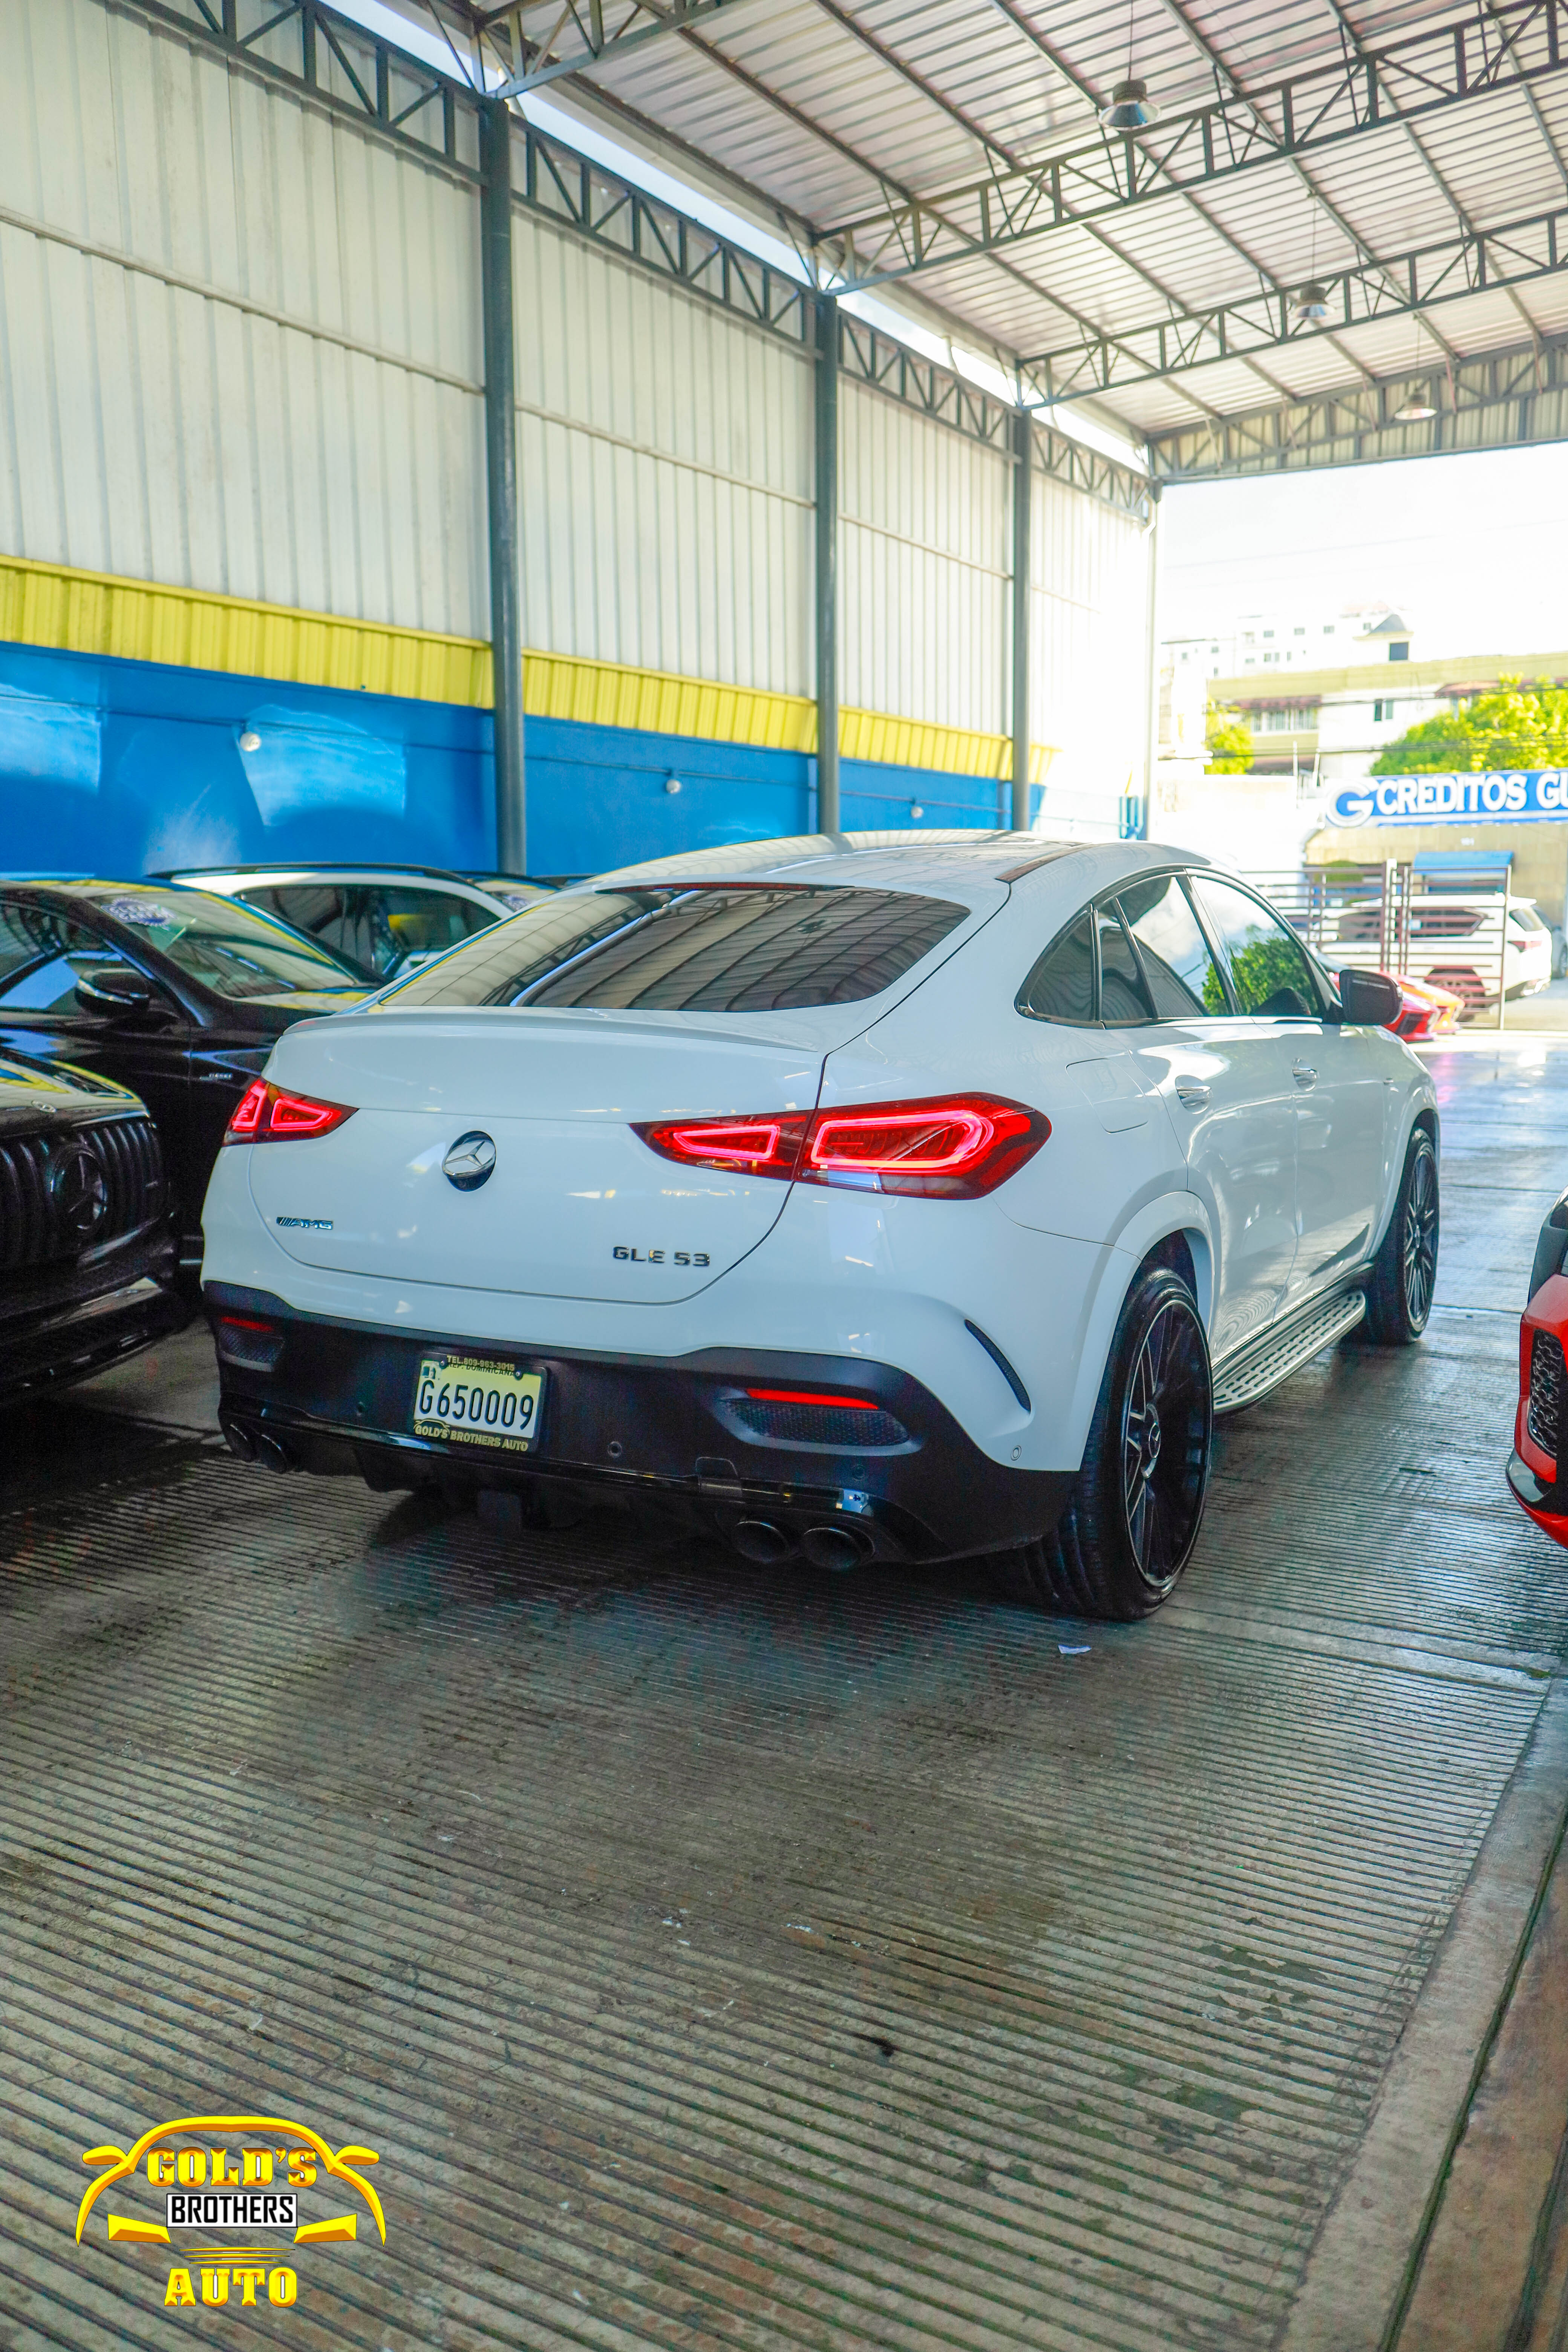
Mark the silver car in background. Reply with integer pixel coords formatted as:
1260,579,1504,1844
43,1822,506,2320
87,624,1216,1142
157,865,552,985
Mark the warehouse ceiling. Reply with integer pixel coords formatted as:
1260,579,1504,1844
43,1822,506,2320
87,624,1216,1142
409,0,1568,464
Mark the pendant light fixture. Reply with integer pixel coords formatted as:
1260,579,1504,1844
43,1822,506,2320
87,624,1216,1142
1295,198,1328,321
1101,0,1160,131
1101,78,1160,130
1393,317,1436,421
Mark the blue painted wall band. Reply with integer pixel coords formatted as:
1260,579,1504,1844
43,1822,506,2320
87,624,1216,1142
0,638,1039,877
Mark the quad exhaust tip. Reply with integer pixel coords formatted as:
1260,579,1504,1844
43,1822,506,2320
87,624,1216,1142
732,1519,794,1564
802,1523,875,1572
223,1419,294,1474
731,1519,877,1571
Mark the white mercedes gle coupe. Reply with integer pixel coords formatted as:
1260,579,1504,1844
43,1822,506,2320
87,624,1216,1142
201,832,1439,1619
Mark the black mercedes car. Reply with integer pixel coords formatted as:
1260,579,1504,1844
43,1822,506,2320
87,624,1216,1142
0,882,368,1271
0,1047,185,1406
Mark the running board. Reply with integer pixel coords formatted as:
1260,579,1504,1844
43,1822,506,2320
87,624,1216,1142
1212,1287,1367,1416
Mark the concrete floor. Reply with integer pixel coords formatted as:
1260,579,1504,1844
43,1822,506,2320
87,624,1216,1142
3,1042,1568,2350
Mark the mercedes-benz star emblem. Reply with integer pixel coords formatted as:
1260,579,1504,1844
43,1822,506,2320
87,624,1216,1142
443,1131,497,1192
49,1139,110,1240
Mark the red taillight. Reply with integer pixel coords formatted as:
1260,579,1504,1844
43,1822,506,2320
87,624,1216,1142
641,1113,809,1176
227,1079,268,1138
223,1081,354,1144
635,1093,1048,1198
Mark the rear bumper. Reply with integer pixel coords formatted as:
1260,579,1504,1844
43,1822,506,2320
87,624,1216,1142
0,1231,186,1405
205,1283,1074,1563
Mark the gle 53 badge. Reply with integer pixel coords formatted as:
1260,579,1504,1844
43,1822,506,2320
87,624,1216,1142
75,2112,386,2311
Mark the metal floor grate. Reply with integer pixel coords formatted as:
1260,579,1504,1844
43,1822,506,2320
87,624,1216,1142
0,1402,1548,2351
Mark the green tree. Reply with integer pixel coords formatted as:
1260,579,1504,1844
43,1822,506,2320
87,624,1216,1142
1205,704,1252,774
1373,679,1568,773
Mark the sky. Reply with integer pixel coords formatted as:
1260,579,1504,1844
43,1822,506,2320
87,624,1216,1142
1159,442,1568,660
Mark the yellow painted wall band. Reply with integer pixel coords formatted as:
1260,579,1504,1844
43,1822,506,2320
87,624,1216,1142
0,552,1055,784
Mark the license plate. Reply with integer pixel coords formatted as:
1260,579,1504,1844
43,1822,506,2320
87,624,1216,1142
412,1355,545,1453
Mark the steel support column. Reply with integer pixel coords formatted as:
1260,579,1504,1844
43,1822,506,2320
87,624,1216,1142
814,291,840,835
481,97,527,874
1141,485,1162,842
1010,407,1033,832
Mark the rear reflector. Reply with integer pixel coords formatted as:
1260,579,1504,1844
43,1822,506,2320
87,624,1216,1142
223,1081,355,1145
636,1093,1048,1199
214,1316,286,1372
726,1394,910,1450
746,1387,877,1409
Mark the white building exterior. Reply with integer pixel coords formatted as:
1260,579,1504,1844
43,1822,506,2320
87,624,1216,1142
1165,605,1412,684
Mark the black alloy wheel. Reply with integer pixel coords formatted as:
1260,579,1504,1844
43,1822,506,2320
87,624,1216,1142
1365,1127,1439,1345
996,1265,1213,1622
1119,1290,1210,1587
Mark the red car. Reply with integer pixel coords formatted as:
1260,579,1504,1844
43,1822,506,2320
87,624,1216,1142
1386,972,1462,1041
1509,1194,1568,1542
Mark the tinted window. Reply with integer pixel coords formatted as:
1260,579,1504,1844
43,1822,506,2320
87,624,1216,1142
90,888,363,1000
378,886,968,1013
1096,904,1154,1026
1191,877,1322,1018
1017,910,1095,1023
243,884,497,981
0,902,119,1012
1118,874,1227,1017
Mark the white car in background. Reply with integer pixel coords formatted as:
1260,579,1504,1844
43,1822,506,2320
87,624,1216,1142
159,865,550,985
1336,893,1553,1013
200,833,1438,1621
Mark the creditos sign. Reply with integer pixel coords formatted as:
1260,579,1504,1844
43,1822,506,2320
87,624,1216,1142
1328,773,1568,827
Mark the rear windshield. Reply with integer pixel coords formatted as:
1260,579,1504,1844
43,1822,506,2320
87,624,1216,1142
92,889,366,999
374,885,969,1014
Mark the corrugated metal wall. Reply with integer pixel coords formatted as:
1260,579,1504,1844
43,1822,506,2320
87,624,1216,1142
838,381,1010,738
1,0,1151,808
1030,464,1152,803
0,0,485,635
514,216,812,695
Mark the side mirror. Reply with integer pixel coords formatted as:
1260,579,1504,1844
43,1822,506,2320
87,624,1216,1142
77,962,158,1014
1337,967,1403,1026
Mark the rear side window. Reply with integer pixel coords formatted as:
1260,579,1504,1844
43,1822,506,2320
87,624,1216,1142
1118,874,1225,1016
1096,905,1154,1026
377,885,968,1013
1019,874,1238,1025
1016,910,1094,1023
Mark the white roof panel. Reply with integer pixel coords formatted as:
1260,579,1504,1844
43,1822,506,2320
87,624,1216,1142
502,0,1568,459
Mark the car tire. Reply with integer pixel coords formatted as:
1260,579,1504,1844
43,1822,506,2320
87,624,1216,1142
1363,1125,1439,1345
996,1266,1213,1621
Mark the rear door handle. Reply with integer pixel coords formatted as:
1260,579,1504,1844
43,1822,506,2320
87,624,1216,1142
1292,1062,1317,1088
1174,1079,1211,1109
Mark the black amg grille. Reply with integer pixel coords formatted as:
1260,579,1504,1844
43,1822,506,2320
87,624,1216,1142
1528,1328,1565,1466
0,1117,165,1271
728,1396,909,1450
